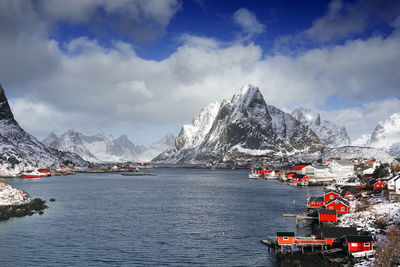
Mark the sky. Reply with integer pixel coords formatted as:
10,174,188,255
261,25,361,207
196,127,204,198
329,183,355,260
0,0,399,145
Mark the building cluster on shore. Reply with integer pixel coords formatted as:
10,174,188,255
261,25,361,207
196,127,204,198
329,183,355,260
262,157,400,266
0,161,154,178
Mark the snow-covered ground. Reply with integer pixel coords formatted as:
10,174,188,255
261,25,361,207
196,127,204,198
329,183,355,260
0,180,31,205
338,196,400,266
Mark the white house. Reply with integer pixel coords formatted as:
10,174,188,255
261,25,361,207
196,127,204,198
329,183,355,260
388,176,400,195
302,165,331,178
329,160,354,178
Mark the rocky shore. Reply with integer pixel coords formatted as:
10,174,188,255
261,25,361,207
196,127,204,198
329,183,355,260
0,198,47,220
0,180,48,220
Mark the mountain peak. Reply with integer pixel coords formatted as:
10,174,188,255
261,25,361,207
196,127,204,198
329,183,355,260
0,83,15,121
231,84,261,104
153,85,324,164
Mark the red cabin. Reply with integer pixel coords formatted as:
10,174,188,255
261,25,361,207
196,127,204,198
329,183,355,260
344,235,374,256
320,227,358,246
324,191,340,205
325,197,350,214
277,232,295,245
319,209,337,224
372,180,386,190
307,197,325,208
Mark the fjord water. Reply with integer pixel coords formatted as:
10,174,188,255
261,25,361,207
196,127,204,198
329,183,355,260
0,169,321,266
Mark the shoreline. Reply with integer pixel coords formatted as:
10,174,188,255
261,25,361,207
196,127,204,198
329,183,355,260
0,198,48,221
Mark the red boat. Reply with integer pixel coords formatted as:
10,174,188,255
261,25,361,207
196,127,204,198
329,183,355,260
21,171,44,179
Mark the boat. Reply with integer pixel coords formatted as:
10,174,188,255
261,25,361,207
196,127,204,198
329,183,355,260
249,169,261,179
21,170,44,179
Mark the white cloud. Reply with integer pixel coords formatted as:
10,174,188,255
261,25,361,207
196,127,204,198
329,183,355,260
1,0,400,144
117,80,153,98
233,8,265,38
305,0,400,42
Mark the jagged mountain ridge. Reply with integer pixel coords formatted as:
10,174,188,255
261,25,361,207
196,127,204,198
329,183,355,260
291,107,351,147
0,84,86,166
43,130,174,163
153,85,325,164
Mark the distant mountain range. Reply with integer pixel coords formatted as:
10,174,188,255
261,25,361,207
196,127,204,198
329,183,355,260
153,85,325,164
352,113,400,157
43,130,174,163
0,84,86,166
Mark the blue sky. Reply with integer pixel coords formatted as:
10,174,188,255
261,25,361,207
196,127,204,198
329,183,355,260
0,0,399,145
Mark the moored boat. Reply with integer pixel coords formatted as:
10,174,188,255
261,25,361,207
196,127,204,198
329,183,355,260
21,170,44,179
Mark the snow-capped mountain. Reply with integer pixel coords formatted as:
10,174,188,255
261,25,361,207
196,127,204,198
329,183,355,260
0,84,86,166
43,130,147,163
43,130,174,163
153,85,324,164
291,107,351,147
361,113,400,157
136,134,175,162
352,134,372,146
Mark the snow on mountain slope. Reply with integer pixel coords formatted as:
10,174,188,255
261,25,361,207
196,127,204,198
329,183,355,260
43,130,99,162
153,84,324,164
388,142,400,158
136,134,175,162
366,113,400,152
323,146,395,163
352,134,372,146
43,130,171,163
0,84,86,166
291,107,351,147
43,130,148,163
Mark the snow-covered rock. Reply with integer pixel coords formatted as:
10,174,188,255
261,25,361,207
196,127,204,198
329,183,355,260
0,84,86,166
0,180,31,205
291,107,351,147
153,85,324,164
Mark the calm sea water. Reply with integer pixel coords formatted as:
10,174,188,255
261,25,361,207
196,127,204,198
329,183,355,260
0,169,322,266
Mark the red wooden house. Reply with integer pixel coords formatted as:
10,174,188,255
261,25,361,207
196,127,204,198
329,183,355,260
320,226,358,246
307,197,325,208
318,209,337,224
325,197,350,214
324,191,340,205
277,232,295,245
344,235,374,257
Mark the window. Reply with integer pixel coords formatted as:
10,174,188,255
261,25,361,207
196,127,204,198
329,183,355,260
329,206,333,210
351,243,358,247
364,243,370,247
283,237,289,240
330,195,334,199
341,207,345,211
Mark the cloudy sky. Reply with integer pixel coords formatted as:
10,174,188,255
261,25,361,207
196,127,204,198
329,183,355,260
1,0,399,145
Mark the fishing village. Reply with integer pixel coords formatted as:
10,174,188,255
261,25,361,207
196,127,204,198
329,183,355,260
250,158,400,266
